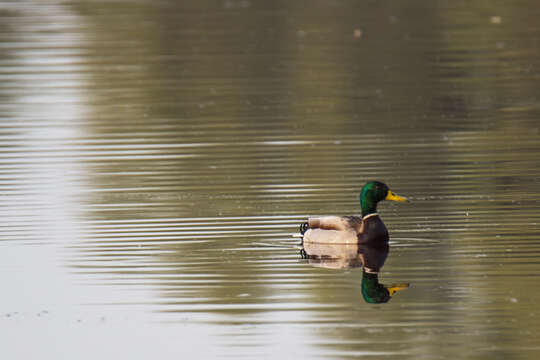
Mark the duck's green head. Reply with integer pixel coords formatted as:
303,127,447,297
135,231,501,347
360,181,407,217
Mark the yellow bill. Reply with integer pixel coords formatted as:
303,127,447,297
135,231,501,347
387,283,409,296
385,190,407,202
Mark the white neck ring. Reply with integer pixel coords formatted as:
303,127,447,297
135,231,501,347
362,213,379,221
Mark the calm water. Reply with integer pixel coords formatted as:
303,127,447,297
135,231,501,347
1,0,540,358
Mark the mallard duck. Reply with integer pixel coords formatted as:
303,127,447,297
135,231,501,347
300,181,407,245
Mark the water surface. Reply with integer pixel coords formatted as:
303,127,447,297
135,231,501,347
1,1,540,359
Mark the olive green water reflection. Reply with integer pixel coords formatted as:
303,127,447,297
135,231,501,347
1,0,540,359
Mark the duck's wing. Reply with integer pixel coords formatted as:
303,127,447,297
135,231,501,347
308,216,356,231
303,228,358,244
343,216,363,230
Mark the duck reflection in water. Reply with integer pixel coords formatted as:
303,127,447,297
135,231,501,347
299,181,409,303
300,242,408,303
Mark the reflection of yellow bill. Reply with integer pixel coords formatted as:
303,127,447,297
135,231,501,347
387,283,410,296
385,190,407,202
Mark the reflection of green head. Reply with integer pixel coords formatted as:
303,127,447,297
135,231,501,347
361,271,391,303
361,270,409,304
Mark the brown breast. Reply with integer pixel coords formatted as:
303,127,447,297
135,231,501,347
357,215,389,245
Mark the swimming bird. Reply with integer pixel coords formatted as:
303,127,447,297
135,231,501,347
300,181,407,245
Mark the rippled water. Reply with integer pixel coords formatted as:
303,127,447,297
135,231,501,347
2,1,540,359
